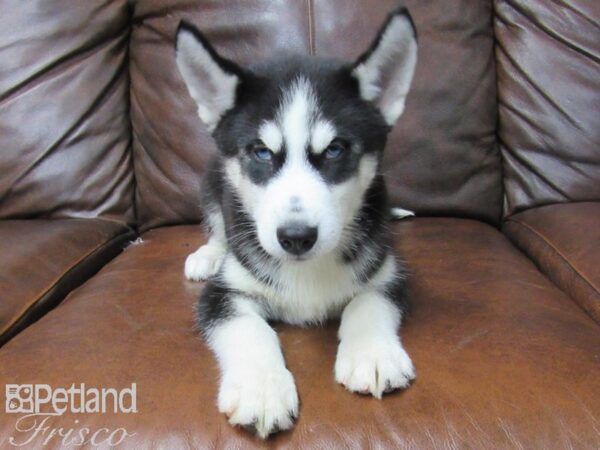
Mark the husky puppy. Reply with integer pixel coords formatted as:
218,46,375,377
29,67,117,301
175,8,418,438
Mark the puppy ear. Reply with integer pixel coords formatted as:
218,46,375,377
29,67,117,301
175,21,242,132
352,8,418,126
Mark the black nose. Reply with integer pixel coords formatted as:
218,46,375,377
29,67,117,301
277,225,318,256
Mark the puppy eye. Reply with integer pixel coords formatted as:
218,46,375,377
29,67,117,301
250,143,274,162
324,141,346,160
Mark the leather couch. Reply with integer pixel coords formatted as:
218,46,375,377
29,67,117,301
1,0,598,448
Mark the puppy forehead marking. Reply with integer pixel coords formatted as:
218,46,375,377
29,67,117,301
311,120,336,154
278,77,320,162
258,121,283,153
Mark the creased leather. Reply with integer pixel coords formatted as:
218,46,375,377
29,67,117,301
0,0,135,225
504,202,600,324
495,0,600,217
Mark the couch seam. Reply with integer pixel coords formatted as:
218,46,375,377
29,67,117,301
492,0,505,226
307,0,315,56
505,218,600,296
0,229,136,341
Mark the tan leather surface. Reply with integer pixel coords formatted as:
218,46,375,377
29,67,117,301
504,202,600,324
0,0,135,225
0,220,134,347
131,0,501,231
495,0,600,217
1,220,598,448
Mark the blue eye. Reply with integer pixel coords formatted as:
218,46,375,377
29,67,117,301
324,142,346,160
253,146,274,162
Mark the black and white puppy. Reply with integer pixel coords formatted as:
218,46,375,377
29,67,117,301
175,8,418,439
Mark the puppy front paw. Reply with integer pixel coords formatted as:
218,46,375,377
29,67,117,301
218,366,299,439
335,335,415,399
184,242,226,281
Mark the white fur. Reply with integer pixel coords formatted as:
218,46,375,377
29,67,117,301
390,207,415,219
279,77,318,159
333,154,378,226
258,121,283,153
185,240,227,281
220,251,398,325
353,14,418,125
311,120,336,154
224,155,377,262
335,290,415,398
208,297,298,438
176,29,239,132
185,211,227,281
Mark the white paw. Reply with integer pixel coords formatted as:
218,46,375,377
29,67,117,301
218,366,299,439
335,335,415,399
184,242,226,281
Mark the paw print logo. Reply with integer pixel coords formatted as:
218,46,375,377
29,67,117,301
5,384,34,413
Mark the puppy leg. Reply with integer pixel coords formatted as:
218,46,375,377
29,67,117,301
185,210,227,281
199,283,299,439
335,289,415,398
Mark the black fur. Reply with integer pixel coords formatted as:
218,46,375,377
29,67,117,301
210,56,389,187
342,174,393,283
196,278,237,338
383,268,410,320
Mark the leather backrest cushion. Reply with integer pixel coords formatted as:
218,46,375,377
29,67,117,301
495,0,600,217
0,0,135,225
131,0,501,231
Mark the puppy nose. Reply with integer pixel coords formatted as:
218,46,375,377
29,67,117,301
277,225,318,256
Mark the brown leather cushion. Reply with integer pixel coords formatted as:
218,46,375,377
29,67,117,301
1,219,598,448
0,0,135,224
504,202,600,324
0,220,134,346
495,0,600,216
130,0,501,231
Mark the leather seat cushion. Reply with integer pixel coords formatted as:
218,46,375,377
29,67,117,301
0,219,134,346
504,202,600,324
1,219,598,448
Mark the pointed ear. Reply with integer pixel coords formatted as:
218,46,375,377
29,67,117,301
175,21,242,132
352,8,418,126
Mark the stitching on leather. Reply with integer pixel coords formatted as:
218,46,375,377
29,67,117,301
506,218,600,295
307,0,315,56
0,228,135,341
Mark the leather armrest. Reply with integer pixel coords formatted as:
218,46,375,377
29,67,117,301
503,202,600,324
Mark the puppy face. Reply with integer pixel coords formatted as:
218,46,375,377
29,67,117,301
176,9,417,261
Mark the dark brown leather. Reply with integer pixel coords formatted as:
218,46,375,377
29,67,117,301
504,202,600,324
495,0,600,217
0,0,135,225
131,0,502,231
1,220,598,448
0,219,134,347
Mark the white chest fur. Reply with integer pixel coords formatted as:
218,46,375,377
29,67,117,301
219,252,397,325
